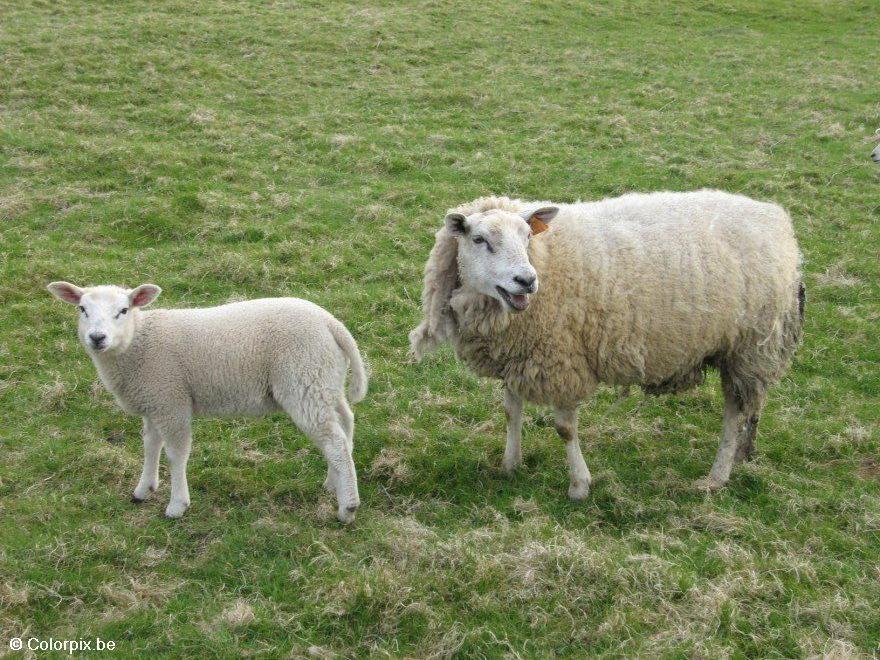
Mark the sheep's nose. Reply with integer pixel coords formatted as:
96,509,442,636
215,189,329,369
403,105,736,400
513,274,537,292
89,332,107,346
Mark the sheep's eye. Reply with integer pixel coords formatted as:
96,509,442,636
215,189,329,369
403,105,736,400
473,236,494,252
115,307,129,318
78,305,87,316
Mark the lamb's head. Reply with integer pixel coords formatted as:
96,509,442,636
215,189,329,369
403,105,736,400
871,129,880,164
47,281,161,353
444,206,558,312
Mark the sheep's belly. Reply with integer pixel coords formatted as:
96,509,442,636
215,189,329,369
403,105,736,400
455,341,596,406
188,380,281,417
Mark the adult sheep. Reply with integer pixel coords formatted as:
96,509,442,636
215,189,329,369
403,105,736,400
409,190,804,498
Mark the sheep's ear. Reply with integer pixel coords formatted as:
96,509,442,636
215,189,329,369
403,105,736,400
521,206,558,235
47,281,84,304
444,212,469,236
129,284,161,308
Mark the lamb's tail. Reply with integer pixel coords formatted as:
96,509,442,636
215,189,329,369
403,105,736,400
329,319,368,403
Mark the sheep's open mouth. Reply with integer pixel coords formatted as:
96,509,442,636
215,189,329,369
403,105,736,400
496,286,530,312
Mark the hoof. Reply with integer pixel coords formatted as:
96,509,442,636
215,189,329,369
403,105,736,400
337,504,358,525
164,501,189,519
694,477,726,492
132,483,156,502
501,461,520,477
568,481,590,501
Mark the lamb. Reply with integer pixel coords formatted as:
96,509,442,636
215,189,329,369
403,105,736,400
47,282,367,523
871,129,880,163
410,190,804,498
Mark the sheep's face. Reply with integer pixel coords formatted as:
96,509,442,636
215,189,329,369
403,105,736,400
872,143,879,164
47,282,161,354
445,207,557,312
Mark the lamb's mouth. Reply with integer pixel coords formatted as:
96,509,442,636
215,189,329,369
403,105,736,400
496,286,530,312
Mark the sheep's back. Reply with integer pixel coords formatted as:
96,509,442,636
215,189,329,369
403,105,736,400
549,190,800,387
126,299,345,416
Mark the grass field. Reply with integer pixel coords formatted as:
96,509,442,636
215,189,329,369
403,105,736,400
2,0,879,656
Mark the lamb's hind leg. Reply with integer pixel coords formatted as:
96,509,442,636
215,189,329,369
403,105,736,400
501,388,523,475
132,417,163,502
280,393,359,524
324,398,355,493
555,406,591,501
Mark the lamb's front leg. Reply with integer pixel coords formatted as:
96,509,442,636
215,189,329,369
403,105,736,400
554,406,591,500
153,415,192,519
132,418,163,502
501,388,523,475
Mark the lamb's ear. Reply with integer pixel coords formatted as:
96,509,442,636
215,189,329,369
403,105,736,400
409,226,460,361
444,212,469,236
47,281,84,304
521,206,558,235
129,284,161,308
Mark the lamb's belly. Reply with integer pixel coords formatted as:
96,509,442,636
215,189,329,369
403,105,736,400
189,383,279,417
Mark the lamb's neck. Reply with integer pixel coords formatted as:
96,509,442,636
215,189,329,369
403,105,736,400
87,312,146,394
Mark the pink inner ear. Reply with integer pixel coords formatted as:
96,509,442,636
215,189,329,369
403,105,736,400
131,287,157,307
55,285,82,304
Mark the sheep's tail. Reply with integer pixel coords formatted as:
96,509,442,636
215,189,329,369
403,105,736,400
329,319,368,403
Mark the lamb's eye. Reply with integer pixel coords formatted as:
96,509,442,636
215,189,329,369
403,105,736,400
78,305,87,316
116,307,129,318
473,237,485,245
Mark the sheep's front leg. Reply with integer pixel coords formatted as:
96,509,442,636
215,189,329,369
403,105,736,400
153,415,192,518
132,418,163,502
555,406,591,500
501,388,523,475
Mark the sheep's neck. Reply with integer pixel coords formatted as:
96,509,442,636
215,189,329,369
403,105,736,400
451,241,550,373
87,311,145,402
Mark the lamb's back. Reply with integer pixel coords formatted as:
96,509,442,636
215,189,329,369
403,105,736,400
132,298,341,416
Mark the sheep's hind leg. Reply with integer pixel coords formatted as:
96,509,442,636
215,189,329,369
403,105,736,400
501,388,523,475
281,393,360,524
555,406,591,501
153,414,193,518
324,398,355,493
132,417,163,502
734,393,764,464
697,385,742,491
315,420,360,524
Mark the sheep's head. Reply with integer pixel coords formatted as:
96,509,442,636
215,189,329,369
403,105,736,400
872,129,880,164
47,282,161,354
444,206,558,312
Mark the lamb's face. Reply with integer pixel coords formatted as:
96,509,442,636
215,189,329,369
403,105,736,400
444,207,557,312
872,143,879,164
47,281,161,354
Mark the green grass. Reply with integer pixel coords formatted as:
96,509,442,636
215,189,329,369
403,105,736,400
1,0,878,656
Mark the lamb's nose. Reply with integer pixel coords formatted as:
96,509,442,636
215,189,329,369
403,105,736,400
513,275,536,291
89,332,107,345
